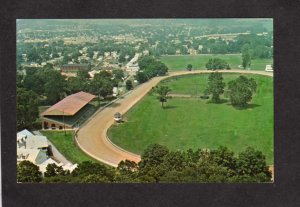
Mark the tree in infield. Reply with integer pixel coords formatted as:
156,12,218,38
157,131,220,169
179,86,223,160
206,72,225,103
187,64,193,71
227,76,257,107
154,85,171,108
242,44,251,69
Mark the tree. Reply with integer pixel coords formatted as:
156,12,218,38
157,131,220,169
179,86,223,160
112,69,124,82
118,160,138,173
44,163,69,177
125,80,133,90
210,146,237,171
135,71,148,84
138,144,170,182
154,85,171,108
23,67,46,95
138,56,168,80
242,44,251,69
44,70,67,104
187,64,193,71
206,58,230,70
17,161,42,183
82,174,110,183
162,151,186,171
138,56,156,71
89,73,113,104
226,76,257,107
236,147,272,182
206,72,225,103
17,88,40,130
71,161,115,182
139,144,170,169
77,70,90,80
16,73,24,88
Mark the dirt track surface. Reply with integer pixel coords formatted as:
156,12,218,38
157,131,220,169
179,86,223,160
76,70,273,167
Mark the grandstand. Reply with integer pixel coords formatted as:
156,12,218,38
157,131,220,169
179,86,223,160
41,91,96,130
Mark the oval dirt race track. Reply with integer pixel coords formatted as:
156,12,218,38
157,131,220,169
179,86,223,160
76,70,273,167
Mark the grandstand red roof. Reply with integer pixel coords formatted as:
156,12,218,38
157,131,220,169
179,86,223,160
41,91,96,116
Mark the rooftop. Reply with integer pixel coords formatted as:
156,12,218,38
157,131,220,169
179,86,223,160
41,91,95,116
26,136,49,149
17,148,41,163
17,129,34,141
42,103,96,127
61,64,89,67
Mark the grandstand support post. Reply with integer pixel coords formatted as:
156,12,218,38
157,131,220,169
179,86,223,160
63,110,66,136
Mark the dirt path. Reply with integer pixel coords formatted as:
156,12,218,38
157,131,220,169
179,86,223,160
76,70,273,167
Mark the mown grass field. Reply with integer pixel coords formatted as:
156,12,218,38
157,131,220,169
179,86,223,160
159,54,273,71
108,74,273,164
41,131,97,164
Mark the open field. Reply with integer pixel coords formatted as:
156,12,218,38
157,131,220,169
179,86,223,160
108,74,273,164
159,54,273,71
41,131,98,164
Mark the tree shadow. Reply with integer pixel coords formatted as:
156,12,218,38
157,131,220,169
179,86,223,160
163,105,177,109
206,99,229,104
109,102,121,108
231,103,261,110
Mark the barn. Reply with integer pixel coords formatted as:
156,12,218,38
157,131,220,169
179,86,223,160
41,91,96,130
60,64,89,72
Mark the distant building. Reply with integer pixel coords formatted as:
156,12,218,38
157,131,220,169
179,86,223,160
125,53,140,72
104,52,110,57
142,50,149,56
88,70,100,78
188,48,198,55
41,91,96,130
60,64,89,72
265,64,273,72
111,51,118,58
113,87,118,97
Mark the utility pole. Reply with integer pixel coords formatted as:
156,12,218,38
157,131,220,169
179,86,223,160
63,109,66,136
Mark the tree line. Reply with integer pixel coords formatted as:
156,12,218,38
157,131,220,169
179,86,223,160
17,144,272,183
16,64,128,131
135,56,168,84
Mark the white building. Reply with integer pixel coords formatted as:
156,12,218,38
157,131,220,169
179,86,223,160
17,130,48,151
17,148,48,165
17,129,78,175
142,50,149,56
111,51,118,58
104,52,110,57
265,64,273,72
125,53,140,73
88,70,101,79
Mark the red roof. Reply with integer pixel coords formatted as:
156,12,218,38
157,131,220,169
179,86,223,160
41,91,95,116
